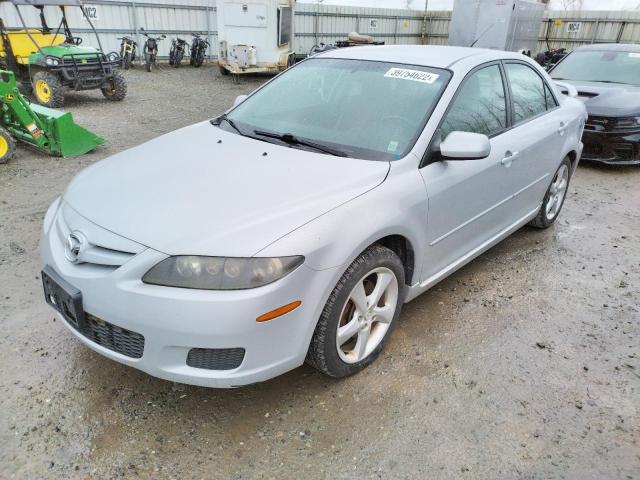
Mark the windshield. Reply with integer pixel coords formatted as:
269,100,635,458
551,50,640,86
225,58,451,160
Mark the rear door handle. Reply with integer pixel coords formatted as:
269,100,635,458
501,151,519,167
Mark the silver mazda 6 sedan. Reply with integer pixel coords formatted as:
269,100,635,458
41,46,586,387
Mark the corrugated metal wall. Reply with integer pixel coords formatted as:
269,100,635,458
0,2,638,62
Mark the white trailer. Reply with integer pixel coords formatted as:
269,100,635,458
217,0,295,78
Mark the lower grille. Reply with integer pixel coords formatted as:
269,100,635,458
69,312,145,359
187,348,245,370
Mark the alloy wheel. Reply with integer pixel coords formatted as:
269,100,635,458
336,267,399,364
545,164,569,221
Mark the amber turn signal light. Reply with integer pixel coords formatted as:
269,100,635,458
256,300,302,322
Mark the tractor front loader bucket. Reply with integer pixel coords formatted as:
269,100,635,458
29,104,104,157
0,70,104,157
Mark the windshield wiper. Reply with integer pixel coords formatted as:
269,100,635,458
595,80,632,85
210,113,243,135
253,130,348,157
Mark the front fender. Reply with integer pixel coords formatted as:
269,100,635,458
257,158,429,285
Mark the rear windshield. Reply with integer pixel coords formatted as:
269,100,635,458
551,50,640,86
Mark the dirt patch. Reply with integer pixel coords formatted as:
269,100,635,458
1,65,638,479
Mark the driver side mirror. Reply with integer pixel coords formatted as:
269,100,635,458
233,94,248,107
439,131,491,160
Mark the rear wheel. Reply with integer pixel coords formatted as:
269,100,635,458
0,127,16,164
529,157,572,229
32,71,64,107
218,63,229,76
306,245,405,378
101,71,127,101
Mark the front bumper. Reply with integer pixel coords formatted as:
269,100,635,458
40,204,339,388
581,129,640,166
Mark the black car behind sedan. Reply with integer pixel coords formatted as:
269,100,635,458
551,43,640,166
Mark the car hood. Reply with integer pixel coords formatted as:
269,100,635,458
63,122,390,256
559,80,640,116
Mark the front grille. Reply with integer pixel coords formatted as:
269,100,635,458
585,116,609,131
187,348,245,370
66,312,145,359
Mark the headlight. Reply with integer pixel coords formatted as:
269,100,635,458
142,256,304,290
45,56,59,66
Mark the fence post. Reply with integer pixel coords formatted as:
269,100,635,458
591,18,599,44
393,15,398,44
207,5,213,61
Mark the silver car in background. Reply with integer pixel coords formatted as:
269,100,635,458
41,46,586,387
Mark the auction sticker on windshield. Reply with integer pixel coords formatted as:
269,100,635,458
385,68,439,84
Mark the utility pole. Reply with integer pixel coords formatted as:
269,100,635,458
421,0,429,45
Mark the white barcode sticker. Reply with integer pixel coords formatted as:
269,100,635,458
384,68,439,84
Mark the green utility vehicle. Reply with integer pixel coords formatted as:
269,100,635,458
0,0,126,107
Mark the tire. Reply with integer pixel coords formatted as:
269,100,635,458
168,48,175,66
174,50,183,67
306,245,406,378
145,55,153,72
101,71,127,101
122,52,132,70
0,127,16,164
193,52,204,67
32,71,64,108
529,157,572,229
218,64,229,76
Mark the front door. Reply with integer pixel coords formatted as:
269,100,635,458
419,63,522,282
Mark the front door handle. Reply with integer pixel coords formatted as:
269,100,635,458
557,121,567,136
501,151,519,167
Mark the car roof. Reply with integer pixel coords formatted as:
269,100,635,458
314,45,529,69
574,43,640,53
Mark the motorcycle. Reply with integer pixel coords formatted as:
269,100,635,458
189,33,209,68
141,29,166,72
118,35,137,70
169,37,189,68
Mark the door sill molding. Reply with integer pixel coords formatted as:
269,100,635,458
405,205,541,303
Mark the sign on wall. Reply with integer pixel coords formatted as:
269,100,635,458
369,19,378,30
566,22,581,33
83,5,98,22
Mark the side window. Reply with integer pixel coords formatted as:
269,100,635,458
505,63,548,123
545,83,558,110
441,65,507,139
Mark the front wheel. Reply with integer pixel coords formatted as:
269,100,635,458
173,49,184,67
306,245,405,378
145,53,153,72
101,71,127,101
529,157,572,229
32,71,64,107
122,52,132,70
193,51,205,67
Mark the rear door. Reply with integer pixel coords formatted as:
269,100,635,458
501,62,569,219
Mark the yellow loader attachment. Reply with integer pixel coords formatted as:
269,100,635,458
0,69,103,158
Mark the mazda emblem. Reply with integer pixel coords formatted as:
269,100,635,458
65,231,86,263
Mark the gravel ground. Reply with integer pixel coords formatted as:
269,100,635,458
0,65,639,480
